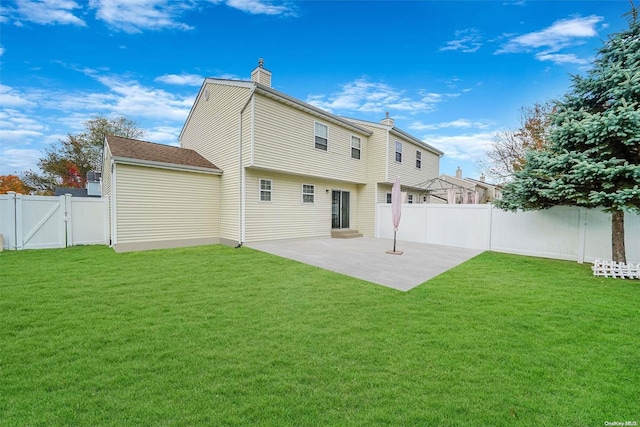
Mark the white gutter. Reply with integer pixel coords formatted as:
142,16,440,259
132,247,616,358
110,157,222,175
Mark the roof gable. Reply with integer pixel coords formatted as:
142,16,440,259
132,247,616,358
105,135,221,173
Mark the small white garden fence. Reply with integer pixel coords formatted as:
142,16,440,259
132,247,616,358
0,192,109,250
591,260,640,279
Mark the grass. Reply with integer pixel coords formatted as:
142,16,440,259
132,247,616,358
0,245,638,426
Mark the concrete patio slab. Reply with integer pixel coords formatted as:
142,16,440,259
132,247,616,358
246,237,483,291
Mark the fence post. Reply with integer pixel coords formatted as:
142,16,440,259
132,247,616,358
14,192,24,250
64,194,73,247
487,204,494,251
577,208,588,264
5,192,17,250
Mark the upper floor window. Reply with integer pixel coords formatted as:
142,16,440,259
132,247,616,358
395,141,402,162
302,184,315,203
259,179,272,202
351,136,361,159
416,151,422,169
315,122,328,151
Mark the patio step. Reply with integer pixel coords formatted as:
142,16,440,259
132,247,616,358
331,229,363,239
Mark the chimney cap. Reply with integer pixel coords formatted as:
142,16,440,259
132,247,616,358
258,58,264,68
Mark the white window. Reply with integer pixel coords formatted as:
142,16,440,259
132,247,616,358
351,136,361,159
315,122,328,151
302,184,315,203
386,192,392,203
395,141,402,162
408,194,413,204
416,151,422,169
259,179,272,202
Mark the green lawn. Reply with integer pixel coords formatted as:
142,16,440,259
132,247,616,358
1,245,638,426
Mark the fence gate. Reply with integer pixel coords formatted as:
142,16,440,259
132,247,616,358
1,193,70,250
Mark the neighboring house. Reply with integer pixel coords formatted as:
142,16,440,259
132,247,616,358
103,60,443,252
55,171,102,198
438,167,503,204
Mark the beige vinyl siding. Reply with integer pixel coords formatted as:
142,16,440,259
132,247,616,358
252,94,367,183
244,169,360,242
358,125,389,236
114,164,219,248
388,136,440,187
180,82,252,243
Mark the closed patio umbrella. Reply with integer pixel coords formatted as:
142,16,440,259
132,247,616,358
387,177,403,255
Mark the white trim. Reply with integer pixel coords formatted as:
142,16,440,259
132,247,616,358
111,157,222,175
350,135,361,160
416,150,422,169
395,141,403,163
259,178,273,202
302,183,315,204
314,121,328,151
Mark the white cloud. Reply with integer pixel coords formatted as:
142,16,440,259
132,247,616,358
440,29,483,53
0,147,43,175
497,15,603,55
0,46,4,56
535,52,589,64
0,109,46,133
14,0,86,26
306,78,448,115
155,73,204,86
91,75,194,121
0,84,37,107
410,119,492,131
0,108,47,173
88,0,294,33
144,126,182,144
32,69,195,123
422,132,497,162
224,0,295,15
89,0,194,33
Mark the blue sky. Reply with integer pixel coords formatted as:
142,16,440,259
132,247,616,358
0,0,633,180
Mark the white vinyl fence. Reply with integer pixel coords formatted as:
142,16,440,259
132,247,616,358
0,192,109,250
377,204,640,264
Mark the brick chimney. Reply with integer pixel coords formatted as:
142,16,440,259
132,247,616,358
251,58,272,88
380,112,394,127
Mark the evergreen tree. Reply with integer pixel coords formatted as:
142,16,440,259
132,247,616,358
497,9,640,263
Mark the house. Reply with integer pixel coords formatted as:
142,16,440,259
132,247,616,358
436,167,503,204
54,171,103,198
103,60,443,252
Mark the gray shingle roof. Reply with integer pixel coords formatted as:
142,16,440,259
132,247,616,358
105,135,220,171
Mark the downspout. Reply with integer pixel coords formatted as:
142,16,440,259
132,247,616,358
237,86,256,247
110,160,117,248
